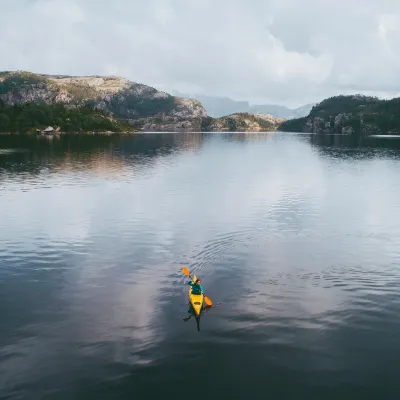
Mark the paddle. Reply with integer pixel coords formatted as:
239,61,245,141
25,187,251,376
182,266,213,306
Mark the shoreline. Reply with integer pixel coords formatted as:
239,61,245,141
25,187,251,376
0,130,137,136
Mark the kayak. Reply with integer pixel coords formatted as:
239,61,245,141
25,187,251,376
188,274,204,317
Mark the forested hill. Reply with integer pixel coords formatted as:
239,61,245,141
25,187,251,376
0,101,132,133
279,95,400,135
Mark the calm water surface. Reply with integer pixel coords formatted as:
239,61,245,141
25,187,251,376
1,132,400,399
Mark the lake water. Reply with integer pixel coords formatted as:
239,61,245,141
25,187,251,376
1,132,400,399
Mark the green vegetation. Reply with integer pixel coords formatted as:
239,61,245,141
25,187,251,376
106,88,177,118
362,97,400,133
0,72,45,94
310,95,379,116
0,101,133,133
201,116,214,131
278,116,307,132
279,95,400,135
62,83,98,100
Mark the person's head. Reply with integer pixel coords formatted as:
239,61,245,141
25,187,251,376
196,279,201,285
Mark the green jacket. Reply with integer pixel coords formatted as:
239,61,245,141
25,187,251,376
188,281,203,295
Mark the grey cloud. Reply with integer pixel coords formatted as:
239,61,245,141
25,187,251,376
1,0,400,107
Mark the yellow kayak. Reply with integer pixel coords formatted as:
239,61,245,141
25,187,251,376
188,274,204,317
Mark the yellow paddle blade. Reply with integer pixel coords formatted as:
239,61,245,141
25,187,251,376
181,266,190,276
204,296,213,306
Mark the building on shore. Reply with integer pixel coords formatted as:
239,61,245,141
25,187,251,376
43,126,54,135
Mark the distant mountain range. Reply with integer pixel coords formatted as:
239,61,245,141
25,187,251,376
171,91,314,119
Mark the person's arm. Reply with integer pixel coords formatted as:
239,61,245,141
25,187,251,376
188,281,194,286
199,284,204,293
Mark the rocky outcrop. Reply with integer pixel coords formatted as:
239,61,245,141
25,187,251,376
129,111,284,132
132,116,203,132
202,113,284,132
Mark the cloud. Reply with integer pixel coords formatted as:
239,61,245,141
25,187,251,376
1,0,400,106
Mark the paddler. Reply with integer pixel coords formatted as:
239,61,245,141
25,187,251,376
188,278,203,295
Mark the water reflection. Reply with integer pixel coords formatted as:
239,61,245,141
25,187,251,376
0,132,205,181
4,132,400,184
183,304,213,332
310,132,400,160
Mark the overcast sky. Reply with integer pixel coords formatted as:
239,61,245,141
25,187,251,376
1,0,400,107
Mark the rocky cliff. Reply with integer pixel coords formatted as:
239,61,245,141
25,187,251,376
201,113,284,132
279,95,400,135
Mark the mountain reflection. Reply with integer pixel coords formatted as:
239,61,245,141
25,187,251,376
0,132,205,180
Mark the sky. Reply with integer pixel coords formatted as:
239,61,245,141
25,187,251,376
1,0,400,107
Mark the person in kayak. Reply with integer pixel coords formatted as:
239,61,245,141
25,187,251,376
188,278,203,295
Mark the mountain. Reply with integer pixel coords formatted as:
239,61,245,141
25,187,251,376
289,103,315,119
249,103,313,119
175,94,249,118
0,71,284,133
279,95,400,135
0,71,207,133
172,91,313,119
